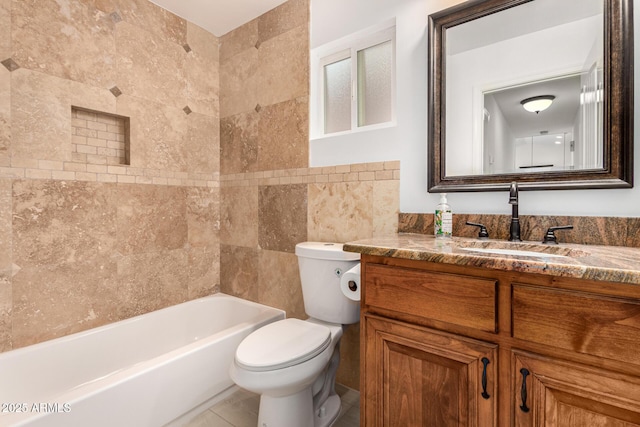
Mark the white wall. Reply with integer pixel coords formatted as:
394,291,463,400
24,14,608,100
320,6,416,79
311,0,640,218
483,94,514,174
310,0,452,167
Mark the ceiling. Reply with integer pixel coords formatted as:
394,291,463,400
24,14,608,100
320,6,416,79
149,0,288,37
488,75,582,138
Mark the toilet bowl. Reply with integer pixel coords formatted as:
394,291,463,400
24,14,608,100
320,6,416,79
230,318,344,427
229,242,360,427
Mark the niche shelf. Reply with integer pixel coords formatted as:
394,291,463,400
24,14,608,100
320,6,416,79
71,107,130,166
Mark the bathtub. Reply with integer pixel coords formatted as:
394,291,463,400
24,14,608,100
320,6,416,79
0,294,285,427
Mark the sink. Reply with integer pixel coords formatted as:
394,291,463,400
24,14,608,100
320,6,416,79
456,241,589,259
459,247,567,258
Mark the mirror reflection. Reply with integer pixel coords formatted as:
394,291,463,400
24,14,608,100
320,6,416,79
483,73,604,174
444,0,603,177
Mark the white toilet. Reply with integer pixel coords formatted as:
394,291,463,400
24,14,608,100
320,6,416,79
229,242,360,427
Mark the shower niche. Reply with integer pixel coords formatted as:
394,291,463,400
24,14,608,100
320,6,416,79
71,107,130,166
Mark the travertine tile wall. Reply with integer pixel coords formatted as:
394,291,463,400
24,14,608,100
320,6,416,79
218,0,400,390
0,0,220,351
0,0,401,393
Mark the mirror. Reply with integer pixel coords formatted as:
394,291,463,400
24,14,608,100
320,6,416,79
428,0,633,192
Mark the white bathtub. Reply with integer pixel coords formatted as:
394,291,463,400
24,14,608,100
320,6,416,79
0,294,284,427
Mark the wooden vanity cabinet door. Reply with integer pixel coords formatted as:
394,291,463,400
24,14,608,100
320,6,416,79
362,314,498,427
512,351,640,427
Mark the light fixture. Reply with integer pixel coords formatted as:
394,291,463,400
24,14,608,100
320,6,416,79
520,95,555,114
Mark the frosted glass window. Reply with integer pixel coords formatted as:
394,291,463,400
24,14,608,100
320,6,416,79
357,40,392,127
323,58,352,134
311,23,395,138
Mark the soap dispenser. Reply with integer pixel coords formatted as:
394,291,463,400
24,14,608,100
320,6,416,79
435,193,452,239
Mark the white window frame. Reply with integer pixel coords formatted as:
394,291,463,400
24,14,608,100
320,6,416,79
311,20,397,140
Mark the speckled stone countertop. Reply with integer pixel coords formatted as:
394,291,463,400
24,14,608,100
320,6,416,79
343,233,640,285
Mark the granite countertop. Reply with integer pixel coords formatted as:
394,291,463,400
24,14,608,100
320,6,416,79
343,233,640,285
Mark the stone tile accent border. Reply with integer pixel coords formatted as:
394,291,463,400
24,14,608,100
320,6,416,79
1,161,218,188
0,160,399,190
220,161,400,187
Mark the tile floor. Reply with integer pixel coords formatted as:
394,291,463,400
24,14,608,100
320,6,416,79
184,384,360,427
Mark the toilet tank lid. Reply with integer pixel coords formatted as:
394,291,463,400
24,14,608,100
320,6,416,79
295,242,360,261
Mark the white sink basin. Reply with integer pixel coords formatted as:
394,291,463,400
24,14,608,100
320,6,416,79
459,247,567,258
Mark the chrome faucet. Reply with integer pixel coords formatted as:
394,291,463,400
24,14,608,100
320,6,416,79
508,181,521,242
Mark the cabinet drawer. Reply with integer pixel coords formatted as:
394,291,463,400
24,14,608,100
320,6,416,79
512,284,640,365
364,263,498,333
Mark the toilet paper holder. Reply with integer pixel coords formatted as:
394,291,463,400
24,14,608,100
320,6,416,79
340,263,361,301
347,280,358,292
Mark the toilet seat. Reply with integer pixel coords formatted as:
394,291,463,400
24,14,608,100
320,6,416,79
235,319,331,372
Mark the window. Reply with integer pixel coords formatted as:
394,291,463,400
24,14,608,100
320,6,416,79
312,23,396,138
322,52,352,134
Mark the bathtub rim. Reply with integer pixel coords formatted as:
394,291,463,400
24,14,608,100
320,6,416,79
0,293,284,361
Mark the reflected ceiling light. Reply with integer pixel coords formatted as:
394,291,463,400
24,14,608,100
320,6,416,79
520,95,555,114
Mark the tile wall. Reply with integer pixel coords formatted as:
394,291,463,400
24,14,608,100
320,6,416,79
0,0,220,350
0,0,400,392
218,0,400,389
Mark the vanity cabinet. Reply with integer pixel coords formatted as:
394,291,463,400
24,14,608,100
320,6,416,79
359,254,640,427
362,315,497,426
512,351,640,427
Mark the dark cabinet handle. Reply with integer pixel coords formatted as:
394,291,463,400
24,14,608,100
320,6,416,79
519,368,530,413
481,357,490,399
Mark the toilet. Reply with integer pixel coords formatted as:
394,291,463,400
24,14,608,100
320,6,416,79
229,242,360,427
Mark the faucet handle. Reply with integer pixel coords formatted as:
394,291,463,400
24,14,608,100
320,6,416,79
542,225,574,245
466,221,489,239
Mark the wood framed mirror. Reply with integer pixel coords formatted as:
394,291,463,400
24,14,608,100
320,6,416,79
428,0,633,192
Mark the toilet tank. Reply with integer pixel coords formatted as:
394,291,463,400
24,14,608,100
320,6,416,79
295,242,361,325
